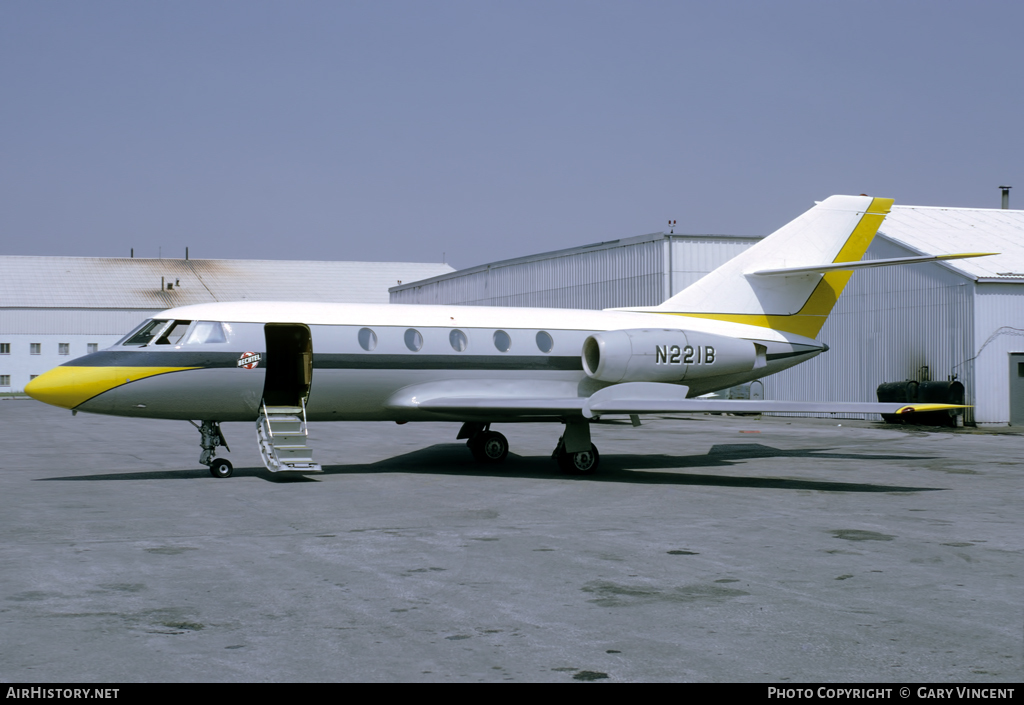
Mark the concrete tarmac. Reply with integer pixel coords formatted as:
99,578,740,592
1,399,1021,683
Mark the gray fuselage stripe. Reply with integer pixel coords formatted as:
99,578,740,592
64,350,584,372
313,354,582,371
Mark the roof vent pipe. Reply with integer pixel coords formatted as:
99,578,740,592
1000,186,1011,209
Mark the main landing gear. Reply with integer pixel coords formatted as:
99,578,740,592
192,420,233,478
459,423,509,463
457,421,601,475
552,437,600,475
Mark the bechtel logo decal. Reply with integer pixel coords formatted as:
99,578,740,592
238,352,262,369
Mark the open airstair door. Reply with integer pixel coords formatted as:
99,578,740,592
257,323,321,473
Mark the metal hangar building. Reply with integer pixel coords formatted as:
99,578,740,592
0,257,453,394
391,204,1024,427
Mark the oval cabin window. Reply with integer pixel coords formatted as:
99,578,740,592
405,328,423,352
449,329,468,352
358,327,377,351
493,330,511,352
535,331,553,353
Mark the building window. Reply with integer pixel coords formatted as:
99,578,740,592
88,343,98,354
0,375,9,386
0,343,9,354
30,343,41,355
59,343,70,355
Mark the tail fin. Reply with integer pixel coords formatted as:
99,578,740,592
643,195,893,338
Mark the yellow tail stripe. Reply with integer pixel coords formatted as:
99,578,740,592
662,197,894,338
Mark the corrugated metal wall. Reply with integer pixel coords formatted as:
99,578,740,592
669,237,758,298
391,239,666,309
391,234,758,309
971,283,1024,426
0,309,159,335
761,238,976,421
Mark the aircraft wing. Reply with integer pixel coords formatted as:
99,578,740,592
412,382,965,419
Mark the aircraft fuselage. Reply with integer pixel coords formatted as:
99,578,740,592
30,301,825,423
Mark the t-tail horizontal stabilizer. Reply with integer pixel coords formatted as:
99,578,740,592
749,252,998,277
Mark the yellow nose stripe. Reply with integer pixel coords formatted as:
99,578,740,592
25,366,198,409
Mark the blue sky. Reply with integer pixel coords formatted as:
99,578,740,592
1,1,1020,269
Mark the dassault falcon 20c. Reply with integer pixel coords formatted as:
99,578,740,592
26,195,986,477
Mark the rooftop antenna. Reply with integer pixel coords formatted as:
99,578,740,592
999,186,1011,209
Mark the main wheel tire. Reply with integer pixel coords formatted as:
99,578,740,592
209,458,234,478
557,444,599,475
470,431,508,463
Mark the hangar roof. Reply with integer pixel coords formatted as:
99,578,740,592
0,257,454,309
880,205,1024,281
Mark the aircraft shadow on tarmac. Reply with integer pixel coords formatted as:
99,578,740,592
38,442,944,493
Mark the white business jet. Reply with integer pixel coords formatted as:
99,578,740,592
26,196,984,478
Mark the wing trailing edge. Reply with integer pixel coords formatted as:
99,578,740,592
410,382,967,419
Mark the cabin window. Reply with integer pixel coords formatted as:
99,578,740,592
536,331,553,353
449,329,468,352
358,328,377,351
155,320,192,345
493,330,511,352
122,319,168,346
404,328,423,352
185,321,227,345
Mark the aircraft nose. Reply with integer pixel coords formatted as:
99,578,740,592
24,367,84,409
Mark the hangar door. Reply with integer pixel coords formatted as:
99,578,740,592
1010,353,1024,427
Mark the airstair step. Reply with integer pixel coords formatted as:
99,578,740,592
275,463,322,473
258,399,319,473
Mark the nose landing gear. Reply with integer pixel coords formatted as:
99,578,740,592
192,420,233,478
209,457,234,478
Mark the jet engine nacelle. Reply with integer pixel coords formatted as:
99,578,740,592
581,328,762,384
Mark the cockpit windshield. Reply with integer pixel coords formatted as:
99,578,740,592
120,319,197,346
121,319,169,346
120,319,231,346
155,320,192,345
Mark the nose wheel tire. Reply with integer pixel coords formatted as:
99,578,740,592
556,443,600,475
468,431,509,463
209,458,234,478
